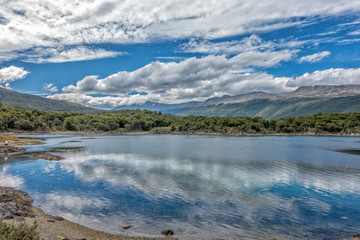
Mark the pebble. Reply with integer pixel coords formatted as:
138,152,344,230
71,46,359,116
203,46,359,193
122,224,132,229
54,216,65,221
242,218,254,223
161,229,174,236
15,217,26,222
47,219,56,222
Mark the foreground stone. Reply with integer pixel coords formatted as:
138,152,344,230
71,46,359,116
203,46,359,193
161,229,174,236
0,186,36,220
123,224,132,229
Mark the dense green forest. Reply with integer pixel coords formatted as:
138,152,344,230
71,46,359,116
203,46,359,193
0,103,360,135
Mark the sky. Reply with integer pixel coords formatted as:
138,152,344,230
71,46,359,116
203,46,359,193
1,0,360,109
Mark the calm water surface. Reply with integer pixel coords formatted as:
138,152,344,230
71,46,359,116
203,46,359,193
1,135,360,239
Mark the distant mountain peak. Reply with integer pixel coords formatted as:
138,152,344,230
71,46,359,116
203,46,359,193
282,84,360,98
113,84,360,117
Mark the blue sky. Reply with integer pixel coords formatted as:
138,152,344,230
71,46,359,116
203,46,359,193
1,1,360,109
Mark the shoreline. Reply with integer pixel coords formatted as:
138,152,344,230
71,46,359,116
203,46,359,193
0,187,169,240
2,130,360,138
0,136,174,240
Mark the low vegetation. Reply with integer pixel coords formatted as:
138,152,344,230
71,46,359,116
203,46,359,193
0,103,360,135
0,220,39,240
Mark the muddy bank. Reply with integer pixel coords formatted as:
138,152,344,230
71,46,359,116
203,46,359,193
0,136,43,153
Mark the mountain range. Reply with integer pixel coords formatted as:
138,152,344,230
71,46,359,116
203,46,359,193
114,85,360,119
1,85,360,119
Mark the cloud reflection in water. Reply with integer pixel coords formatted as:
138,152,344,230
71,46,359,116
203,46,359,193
8,135,360,239
60,151,360,198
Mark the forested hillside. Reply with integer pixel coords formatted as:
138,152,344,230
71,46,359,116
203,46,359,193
1,103,359,135
0,87,101,114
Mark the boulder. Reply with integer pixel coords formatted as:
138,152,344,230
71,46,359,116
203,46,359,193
0,187,35,219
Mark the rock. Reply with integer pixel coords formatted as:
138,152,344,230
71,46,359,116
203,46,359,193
29,153,64,161
354,234,360,238
15,217,26,222
161,229,174,236
300,232,308,237
47,219,56,222
122,224,132,229
54,216,65,221
0,187,35,220
0,146,26,153
242,218,254,223
0,209,13,219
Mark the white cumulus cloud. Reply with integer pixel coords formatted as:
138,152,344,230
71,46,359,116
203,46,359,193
47,51,297,107
4,83,12,89
61,50,296,94
287,68,360,87
0,65,29,83
48,66,360,108
43,83,59,93
299,51,331,63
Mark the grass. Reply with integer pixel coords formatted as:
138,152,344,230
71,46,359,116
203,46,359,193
0,136,19,141
0,220,39,240
48,146,85,153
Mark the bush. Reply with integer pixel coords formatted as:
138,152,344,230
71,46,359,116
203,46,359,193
14,119,35,131
0,220,39,240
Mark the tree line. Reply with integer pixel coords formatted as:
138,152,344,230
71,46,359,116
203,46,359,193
0,103,359,135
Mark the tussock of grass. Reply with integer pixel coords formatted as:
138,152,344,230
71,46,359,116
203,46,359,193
0,220,39,240
0,136,19,141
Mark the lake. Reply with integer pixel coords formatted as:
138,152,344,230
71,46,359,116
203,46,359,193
1,135,360,239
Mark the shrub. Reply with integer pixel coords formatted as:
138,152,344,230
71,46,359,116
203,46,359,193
0,220,39,240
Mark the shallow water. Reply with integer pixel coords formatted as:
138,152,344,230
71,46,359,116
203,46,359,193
1,135,360,239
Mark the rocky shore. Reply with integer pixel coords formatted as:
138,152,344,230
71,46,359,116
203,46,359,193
0,135,64,161
0,186,35,220
0,136,41,153
0,187,174,240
